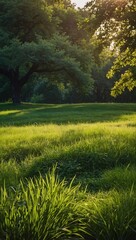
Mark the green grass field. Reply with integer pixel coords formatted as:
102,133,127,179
0,103,136,240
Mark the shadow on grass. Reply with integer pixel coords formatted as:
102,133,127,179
0,102,136,126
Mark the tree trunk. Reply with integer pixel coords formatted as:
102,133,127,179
11,80,21,104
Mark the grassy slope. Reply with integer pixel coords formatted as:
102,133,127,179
0,103,136,239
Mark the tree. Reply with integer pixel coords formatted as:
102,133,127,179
86,0,136,96
0,36,94,104
0,0,94,104
107,48,136,97
0,76,10,102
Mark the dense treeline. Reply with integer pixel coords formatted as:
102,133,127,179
0,0,136,103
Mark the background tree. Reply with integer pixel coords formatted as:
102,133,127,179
86,0,136,96
0,0,94,104
0,0,135,103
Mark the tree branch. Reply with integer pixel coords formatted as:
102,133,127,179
20,65,65,86
20,63,38,86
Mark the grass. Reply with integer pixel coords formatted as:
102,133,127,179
0,102,136,239
0,168,136,240
0,168,86,240
83,189,136,240
0,102,136,126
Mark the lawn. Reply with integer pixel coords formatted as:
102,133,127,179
0,102,136,240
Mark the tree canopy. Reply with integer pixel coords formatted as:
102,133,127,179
0,0,93,103
86,0,136,96
0,0,135,103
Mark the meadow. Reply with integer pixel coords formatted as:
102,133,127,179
0,103,136,240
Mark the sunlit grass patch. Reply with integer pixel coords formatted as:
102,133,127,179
0,168,85,240
0,103,136,239
85,165,136,192
0,121,135,186
0,168,136,240
0,110,21,116
83,189,136,240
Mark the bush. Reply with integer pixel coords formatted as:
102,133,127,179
31,79,63,103
31,94,44,103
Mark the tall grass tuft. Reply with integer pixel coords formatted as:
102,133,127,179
0,167,85,240
0,168,136,240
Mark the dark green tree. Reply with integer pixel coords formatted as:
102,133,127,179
0,0,94,103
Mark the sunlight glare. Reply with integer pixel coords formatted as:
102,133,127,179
71,0,88,8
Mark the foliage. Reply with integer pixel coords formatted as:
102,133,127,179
0,0,58,43
107,49,136,96
30,79,63,103
0,0,135,102
86,0,136,95
91,58,114,102
86,0,135,49
0,76,11,102
0,0,94,104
